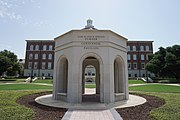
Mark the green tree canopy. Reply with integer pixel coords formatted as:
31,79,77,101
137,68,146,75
0,50,22,76
146,45,180,80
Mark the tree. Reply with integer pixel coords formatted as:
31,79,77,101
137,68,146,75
146,45,180,80
0,50,22,76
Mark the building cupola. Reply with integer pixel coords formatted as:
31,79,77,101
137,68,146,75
85,19,95,29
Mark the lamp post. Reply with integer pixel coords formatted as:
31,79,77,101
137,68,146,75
30,68,33,83
146,70,148,83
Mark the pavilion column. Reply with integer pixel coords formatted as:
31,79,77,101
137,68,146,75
103,63,114,103
67,63,79,103
96,64,100,94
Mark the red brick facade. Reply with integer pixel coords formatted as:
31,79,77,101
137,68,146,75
24,40,154,78
24,40,55,77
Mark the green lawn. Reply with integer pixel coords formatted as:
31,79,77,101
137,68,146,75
149,92,180,120
0,80,180,120
0,84,52,90
0,90,44,120
130,84,180,119
33,79,53,84
128,80,145,84
85,84,96,88
129,84,180,93
0,79,53,84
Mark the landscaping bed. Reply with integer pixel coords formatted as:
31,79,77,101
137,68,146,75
17,92,165,120
116,93,165,120
17,92,67,120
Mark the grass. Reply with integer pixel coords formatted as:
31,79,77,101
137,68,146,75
128,80,145,84
0,78,53,84
129,84,180,93
149,93,180,120
0,90,45,120
132,92,180,120
131,84,180,120
0,84,52,90
33,79,53,84
85,84,96,88
0,79,179,120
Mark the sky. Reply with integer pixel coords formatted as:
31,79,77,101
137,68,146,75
0,0,180,59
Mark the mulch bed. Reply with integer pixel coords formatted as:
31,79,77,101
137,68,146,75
116,93,165,120
17,92,67,120
17,92,165,120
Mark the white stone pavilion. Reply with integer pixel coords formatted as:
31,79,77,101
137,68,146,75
52,19,129,104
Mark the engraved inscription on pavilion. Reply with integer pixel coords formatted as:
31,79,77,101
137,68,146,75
78,35,105,49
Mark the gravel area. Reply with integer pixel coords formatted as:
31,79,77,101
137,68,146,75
17,92,165,120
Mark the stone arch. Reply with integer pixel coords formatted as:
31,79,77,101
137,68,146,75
114,55,126,101
79,52,104,103
55,55,68,101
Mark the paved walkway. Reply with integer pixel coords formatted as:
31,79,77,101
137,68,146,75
62,109,122,120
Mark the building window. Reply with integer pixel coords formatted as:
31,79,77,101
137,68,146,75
127,46,130,51
140,46,144,51
30,45,34,50
48,54,52,60
34,62,38,69
146,54,149,61
48,62,52,69
42,54,46,59
42,62,46,69
29,54,33,60
34,73,37,76
35,45,39,50
134,74,137,77
128,63,131,69
49,45,53,50
48,73,51,77
143,74,145,77
141,54,145,60
146,46,149,51
128,74,131,77
133,63,137,69
42,73,44,76
34,54,38,59
127,54,131,60
28,62,32,69
133,54,137,60
43,45,47,50
133,46,136,51
141,63,145,69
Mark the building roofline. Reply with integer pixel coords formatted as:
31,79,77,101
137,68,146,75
127,40,154,42
54,29,128,40
26,39,54,42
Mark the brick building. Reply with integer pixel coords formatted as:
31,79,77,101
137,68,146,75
24,40,154,78
127,41,154,78
24,40,55,77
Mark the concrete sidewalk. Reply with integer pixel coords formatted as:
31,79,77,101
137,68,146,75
62,108,122,120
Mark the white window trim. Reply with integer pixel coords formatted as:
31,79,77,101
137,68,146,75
30,45,34,51
140,46,144,51
141,54,145,60
133,63,137,69
133,54,137,60
43,45,47,50
42,62,46,69
127,54,131,60
48,54,52,60
133,46,136,51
